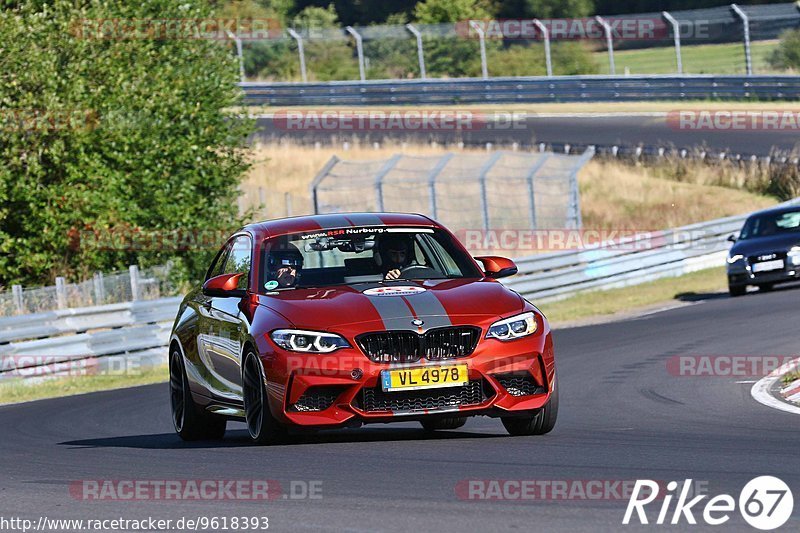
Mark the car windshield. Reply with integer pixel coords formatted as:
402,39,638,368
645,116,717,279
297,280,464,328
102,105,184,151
259,227,481,291
739,210,800,240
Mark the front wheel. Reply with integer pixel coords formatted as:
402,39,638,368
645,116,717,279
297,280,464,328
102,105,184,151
170,349,226,441
501,374,558,437
243,351,286,445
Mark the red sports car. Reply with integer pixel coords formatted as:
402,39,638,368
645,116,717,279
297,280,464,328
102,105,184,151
169,213,557,444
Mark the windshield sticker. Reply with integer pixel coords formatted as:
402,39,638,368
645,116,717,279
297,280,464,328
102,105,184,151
363,286,426,297
264,280,279,290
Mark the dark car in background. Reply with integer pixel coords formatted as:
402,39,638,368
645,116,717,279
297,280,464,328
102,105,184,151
727,206,800,296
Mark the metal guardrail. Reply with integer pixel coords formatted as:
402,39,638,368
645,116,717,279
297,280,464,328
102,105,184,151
241,75,800,106
503,199,800,302
0,298,181,381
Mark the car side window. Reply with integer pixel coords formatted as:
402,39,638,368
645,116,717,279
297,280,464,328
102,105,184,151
222,235,252,290
206,241,232,281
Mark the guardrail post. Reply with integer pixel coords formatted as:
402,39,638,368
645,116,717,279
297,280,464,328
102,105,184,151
129,265,140,302
55,277,67,309
469,21,489,79
405,24,427,79
287,29,308,83
12,285,24,314
93,272,105,305
532,19,553,77
345,26,366,81
595,16,616,75
731,4,753,76
426,153,454,220
310,156,340,214
662,12,683,74
477,152,503,231
374,155,402,211
225,30,246,83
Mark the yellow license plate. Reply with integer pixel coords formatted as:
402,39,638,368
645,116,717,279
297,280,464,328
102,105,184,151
381,364,468,392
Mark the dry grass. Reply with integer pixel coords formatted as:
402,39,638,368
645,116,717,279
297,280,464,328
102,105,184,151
241,142,776,230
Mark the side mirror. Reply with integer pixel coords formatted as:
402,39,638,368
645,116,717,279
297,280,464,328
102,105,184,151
202,273,246,298
476,256,518,279
727,234,737,243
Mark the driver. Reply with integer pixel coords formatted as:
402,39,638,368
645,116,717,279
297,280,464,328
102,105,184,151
267,243,304,288
377,234,414,280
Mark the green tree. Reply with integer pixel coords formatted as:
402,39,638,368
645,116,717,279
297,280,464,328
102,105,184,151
769,28,800,71
414,0,492,24
493,0,594,19
0,0,254,287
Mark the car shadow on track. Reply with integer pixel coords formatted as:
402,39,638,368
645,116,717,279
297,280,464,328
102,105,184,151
59,426,506,450
677,280,800,302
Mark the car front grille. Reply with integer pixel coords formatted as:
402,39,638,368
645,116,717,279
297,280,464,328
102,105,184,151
357,380,491,413
356,326,481,363
748,251,787,275
495,373,547,397
288,386,344,412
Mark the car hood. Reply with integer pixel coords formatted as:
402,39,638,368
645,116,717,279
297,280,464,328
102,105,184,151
730,233,800,257
256,279,524,331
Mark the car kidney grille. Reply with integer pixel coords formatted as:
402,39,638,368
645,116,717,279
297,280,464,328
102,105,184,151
356,327,481,363
359,380,490,413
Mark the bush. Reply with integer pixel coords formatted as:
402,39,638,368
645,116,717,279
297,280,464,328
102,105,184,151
769,28,800,71
0,0,254,287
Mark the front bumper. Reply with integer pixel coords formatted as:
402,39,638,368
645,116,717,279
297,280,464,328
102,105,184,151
261,331,555,428
728,261,800,287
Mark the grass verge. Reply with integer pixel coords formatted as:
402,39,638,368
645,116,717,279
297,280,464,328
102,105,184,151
539,267,727,325
0,365,167,405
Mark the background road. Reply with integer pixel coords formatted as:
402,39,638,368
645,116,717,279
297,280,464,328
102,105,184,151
1,287,799,532
255,114,800,157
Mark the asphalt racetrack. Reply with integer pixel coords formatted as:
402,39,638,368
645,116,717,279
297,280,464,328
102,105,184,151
1,286,798,532
255,113,800,157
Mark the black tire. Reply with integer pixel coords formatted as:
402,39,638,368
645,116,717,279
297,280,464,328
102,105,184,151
758,283,775,292
243,351,286,445
420,417,467,431
170,348,226,441
501,374,559,437
729,284,746,297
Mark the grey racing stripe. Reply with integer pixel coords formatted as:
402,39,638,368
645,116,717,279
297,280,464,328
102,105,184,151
403,291,452,326
313,215,353,229
366,294,416,330
346,213,385,226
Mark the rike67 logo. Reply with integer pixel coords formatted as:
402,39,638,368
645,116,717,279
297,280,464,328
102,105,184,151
624,477,793,530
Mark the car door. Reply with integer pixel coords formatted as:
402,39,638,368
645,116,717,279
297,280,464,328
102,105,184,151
197,234,252,400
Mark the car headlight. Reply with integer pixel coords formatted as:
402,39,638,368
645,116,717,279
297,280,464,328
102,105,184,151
727,254,744,265
486,312,538,341
270,329,350,353
789,246,800,265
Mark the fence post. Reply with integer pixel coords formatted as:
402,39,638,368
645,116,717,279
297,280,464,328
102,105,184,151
477,152,503,231
662,12,683,74
523,153,552,229
374,155,402,212
567,147,596,229
225,30,246,83
93,272,105,305
405,24,427,79
731,4,753,76
595,16,616,75
426,153,454,220
310,156,340,214
345,26,366,81
469,21,489,79
12,284,24,314
55,277,67,310
287,28,308,83
285,192,293,217
532,19,553,77
129,265,140,302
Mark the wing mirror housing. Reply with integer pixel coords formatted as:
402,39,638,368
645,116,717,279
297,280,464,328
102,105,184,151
202,273,246,298
476,256,518,279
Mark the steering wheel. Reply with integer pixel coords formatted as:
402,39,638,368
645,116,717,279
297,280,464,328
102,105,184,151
397,265,437,279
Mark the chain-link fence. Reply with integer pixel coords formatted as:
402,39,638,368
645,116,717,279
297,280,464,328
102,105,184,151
311,148,594,236
236,3,800,81
0,264,179,317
